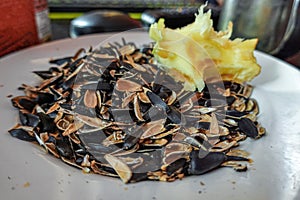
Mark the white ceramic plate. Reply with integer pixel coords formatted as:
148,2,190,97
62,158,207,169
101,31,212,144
0,32,300,200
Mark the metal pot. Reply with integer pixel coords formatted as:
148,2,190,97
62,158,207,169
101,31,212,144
218,0,300,57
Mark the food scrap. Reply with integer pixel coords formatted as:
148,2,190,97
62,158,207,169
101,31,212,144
149,5,261,91
23,182,30,188
8,41,265,183
7,6,265,184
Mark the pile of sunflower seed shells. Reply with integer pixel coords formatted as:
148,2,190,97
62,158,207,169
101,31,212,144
9,40,265,183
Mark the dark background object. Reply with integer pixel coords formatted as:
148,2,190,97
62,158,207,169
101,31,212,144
141,8,200,29
69,10,142,37
50,0,220,39
48,0,299,66
141,6,220,29
48,0,206,12
51,19,71,40
275,5,300,59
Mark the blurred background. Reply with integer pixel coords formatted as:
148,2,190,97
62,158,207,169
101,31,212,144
48,0,222,39
1,0,299,67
